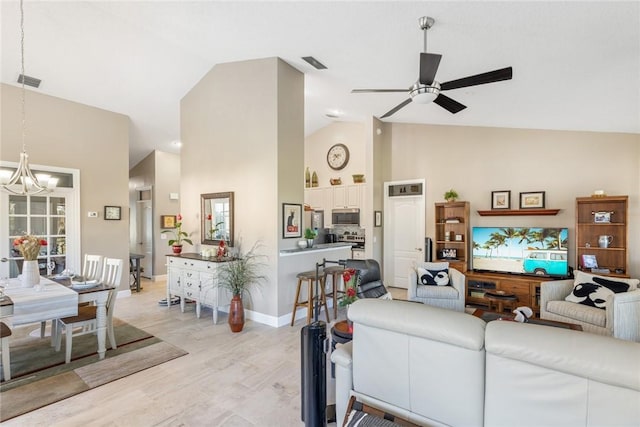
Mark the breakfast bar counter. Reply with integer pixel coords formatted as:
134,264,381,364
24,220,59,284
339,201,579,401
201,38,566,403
279,242,353,256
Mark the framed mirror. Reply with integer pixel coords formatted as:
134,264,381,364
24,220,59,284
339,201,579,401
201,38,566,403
201,192,234,247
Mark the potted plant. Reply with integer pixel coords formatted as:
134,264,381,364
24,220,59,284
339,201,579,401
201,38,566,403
304,228,317,248
161,214,192,254
338,268,359,332
218,242,268,332
444,189,459,203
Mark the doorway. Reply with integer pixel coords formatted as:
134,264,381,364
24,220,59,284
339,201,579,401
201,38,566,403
383,179,425,289
135,189,153,278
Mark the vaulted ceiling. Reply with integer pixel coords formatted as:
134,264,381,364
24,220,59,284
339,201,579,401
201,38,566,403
1,1,638,168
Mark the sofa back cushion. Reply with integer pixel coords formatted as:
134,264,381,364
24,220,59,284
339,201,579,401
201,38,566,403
349,299,486,427
485,321,640,426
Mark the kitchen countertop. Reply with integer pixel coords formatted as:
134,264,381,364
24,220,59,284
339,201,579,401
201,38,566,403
279,242,353,255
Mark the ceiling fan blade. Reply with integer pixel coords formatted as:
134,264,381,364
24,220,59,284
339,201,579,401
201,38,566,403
380,98,412,118
433,94,467,114
352,89,408,93
419,53,442,85
440,67,513,91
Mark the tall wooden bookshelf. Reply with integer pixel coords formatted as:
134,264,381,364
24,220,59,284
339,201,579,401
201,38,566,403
575,195,629,277
434,201,470,273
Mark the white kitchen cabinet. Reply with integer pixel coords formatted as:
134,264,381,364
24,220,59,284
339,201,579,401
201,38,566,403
352,248,366,259
166,255,232,324
333,185,363,209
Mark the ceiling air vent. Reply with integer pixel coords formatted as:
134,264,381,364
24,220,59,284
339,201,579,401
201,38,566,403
302,56,327,70
18,74,41,88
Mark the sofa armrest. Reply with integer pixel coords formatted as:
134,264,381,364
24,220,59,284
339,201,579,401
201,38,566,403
407,268,418,300
449,268,465,295
331,341,353,425
540,279,574,317
611,289,640,342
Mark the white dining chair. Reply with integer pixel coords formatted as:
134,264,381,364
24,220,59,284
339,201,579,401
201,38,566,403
82,254,104,281
41,253,105,338
55,257,122,363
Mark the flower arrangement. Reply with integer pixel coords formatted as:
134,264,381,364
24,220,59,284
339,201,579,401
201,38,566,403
339,268,359,307
161,214,193,246
13,234,47,260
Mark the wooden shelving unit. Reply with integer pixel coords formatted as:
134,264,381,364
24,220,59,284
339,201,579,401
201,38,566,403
435,201,470,273
477,209,560,216
575,195,629,277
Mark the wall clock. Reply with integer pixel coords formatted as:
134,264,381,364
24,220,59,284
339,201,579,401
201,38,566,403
327,143,350,170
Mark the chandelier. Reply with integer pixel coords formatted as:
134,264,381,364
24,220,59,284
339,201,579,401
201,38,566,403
0,0,57,196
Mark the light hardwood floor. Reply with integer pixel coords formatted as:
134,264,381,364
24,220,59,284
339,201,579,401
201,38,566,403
4,279,371,426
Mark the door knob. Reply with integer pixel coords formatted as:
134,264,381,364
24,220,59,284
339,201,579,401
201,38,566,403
416,248,423,251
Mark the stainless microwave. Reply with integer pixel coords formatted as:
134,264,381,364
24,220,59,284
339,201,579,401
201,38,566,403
332,208,360,226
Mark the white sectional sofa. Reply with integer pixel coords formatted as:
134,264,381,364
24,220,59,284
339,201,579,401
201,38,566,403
331,299,640,427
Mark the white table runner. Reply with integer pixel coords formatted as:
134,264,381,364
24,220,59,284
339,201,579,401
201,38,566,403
2,276,78,325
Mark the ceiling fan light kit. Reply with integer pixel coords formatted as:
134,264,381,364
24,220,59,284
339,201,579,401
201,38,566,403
352,16,513,118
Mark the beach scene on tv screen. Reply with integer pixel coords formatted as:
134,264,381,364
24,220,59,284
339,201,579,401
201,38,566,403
473,227,569,276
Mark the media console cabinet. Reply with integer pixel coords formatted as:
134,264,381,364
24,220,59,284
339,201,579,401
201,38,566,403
166,253,232,324
465,271,556,317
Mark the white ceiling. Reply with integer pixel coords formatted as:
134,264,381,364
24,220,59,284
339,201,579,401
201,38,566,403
1,1,639,168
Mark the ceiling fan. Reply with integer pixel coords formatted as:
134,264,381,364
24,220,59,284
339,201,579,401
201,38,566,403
352,16,513,118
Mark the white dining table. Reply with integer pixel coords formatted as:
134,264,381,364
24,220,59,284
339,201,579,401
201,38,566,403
1,276,114,361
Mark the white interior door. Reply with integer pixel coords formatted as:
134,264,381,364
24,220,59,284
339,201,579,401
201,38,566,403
383,180,425,289
136,200,153,278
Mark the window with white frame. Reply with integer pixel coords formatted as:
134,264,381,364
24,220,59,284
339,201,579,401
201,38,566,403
0,164,80,279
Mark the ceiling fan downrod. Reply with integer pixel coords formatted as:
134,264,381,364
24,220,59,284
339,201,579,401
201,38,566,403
420,16,435,53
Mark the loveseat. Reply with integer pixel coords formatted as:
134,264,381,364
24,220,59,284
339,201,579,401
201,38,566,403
331,299,640,426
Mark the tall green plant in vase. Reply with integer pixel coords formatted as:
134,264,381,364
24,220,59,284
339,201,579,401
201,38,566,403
218,242,268,332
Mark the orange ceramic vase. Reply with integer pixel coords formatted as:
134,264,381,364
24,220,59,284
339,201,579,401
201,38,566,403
229,295,245,333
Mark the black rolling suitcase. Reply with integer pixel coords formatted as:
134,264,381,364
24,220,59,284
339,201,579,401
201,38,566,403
300,320,327,426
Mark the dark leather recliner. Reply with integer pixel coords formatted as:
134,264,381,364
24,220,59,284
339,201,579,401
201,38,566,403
344,259,389,299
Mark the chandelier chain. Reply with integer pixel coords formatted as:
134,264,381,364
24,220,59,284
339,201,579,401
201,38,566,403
20,0,27,153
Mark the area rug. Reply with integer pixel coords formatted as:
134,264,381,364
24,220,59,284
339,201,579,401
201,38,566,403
0,318,188,422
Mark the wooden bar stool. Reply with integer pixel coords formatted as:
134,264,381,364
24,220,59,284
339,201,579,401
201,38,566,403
1,322,12,381
290,269,330,326
324,266,345,319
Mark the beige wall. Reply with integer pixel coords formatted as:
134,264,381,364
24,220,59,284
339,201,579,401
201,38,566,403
304,121,366,188
181,57,304,319
389,123,640,277
129,150,181,277
305,121,639,277
0,83,131,288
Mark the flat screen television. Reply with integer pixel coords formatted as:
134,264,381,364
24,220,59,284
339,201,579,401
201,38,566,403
472,227,569,278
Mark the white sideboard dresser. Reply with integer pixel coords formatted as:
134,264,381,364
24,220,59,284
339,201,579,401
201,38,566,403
166,254,232,324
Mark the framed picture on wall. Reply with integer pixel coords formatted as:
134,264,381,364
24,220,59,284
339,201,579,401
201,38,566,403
161,215,177,229
491,190,511,210
519,191,545,209
104,206,121,220
374,211,382,227
283,203,302,238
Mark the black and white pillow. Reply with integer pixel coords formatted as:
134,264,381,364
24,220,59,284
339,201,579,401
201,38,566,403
565,271,638,309
416,262,450,286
